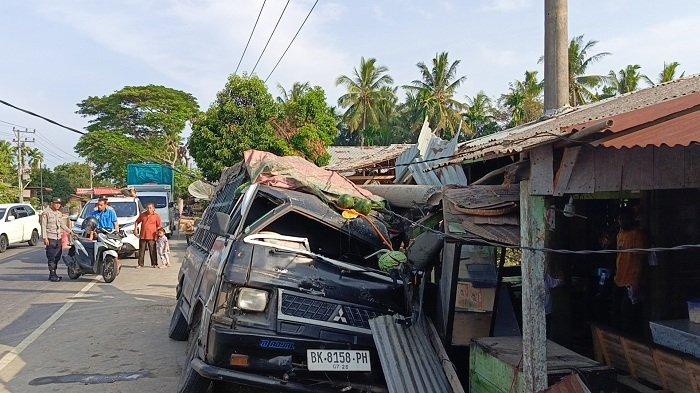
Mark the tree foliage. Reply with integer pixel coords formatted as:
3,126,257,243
189,74,337,181
499,70,544,127
567,35,610,106
463,91,500,139
336,57,395,145
0,141,18,203
404,52,466,137
75,85,199,189
605,64,650,95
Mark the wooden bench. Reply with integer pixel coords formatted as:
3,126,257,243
592,324,700,392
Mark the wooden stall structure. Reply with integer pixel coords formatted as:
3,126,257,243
453,76,700,391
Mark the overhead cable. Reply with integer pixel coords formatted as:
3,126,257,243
234,0,267,75
250,0,290,75
264,0,318,82
0,99,86,135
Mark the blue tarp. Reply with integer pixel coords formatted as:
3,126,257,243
127,163,174,186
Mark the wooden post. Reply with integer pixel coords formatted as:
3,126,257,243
520,180,548,391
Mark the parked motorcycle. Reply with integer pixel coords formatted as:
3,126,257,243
62,217,124,283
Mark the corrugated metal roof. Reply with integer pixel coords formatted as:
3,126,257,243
325,144,413,171
395,120,468,186
598,109,700,148
369,315,451,393
455,75,700,162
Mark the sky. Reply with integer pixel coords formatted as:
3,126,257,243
1,0,699,169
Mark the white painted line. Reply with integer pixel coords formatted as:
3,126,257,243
0,279,97,372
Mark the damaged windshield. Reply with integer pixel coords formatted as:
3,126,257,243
253,210,385,271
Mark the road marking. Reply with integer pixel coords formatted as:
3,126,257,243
0,279,97,372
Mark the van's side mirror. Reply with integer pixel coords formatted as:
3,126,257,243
7,215,15,222
69,214,78,222
168,202,175,208
210,212,230,237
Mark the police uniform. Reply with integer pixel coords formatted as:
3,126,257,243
40,198,72,281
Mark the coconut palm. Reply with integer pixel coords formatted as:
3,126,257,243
404,52,466,137
276,82,311,104
463,91,499,138
500,70,544,127
568,35,610,106
654,61,685,84
336,57,394,145
606,65,649,95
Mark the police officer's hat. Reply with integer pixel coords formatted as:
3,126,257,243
51,197,63,204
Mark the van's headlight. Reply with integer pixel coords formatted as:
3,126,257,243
236,288,268,312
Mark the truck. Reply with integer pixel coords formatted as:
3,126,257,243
127,163,176,236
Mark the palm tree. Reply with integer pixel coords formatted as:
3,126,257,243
276,82,311,104
463,91,499,138
655,61,685,84
336,57,394,145
606,65,649,95
404,52,466,137
568,35,610,106
500,70,544,127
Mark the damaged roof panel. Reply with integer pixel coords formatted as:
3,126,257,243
455,75,700,162
443,184,521,245
369,315,451,393
325,144,413,172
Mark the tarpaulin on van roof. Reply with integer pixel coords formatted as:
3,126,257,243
243,150,381,202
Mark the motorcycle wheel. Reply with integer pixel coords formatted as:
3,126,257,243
67,265,81,280
102,256,117,283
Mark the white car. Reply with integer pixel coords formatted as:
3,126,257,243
0,203,42,252
71,197,143,258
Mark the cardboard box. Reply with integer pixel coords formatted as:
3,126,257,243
452,311,492,346
455,281,496,313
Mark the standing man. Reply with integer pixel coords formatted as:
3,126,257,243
135,203,162,268
40,198,73,282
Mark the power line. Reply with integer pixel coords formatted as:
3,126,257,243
0,119,30,128
35,131,82,160
250,0,290,75
235,0,267,75
265,0,318,82
0,98,86,135
0,97,204,182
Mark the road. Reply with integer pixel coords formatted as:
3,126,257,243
0,238,188,393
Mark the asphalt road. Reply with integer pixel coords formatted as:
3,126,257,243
0,238,188,393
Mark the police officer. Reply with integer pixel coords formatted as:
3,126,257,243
40,198,73,282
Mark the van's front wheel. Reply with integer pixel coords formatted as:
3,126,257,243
177,319,211,393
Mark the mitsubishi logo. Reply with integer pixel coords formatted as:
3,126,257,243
332,307,347,324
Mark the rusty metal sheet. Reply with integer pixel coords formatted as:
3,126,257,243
599,107,700,148
325,144,413,171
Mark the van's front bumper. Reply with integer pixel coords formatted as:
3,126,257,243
191,358,322,392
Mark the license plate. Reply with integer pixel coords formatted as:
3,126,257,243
306,349,371,371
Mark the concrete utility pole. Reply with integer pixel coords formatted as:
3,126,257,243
544,0,569,113
519,1,569,392
12,127,35,202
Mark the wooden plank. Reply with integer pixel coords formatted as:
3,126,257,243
519,181,547,392
564,147,595,193
685,144,700,188
427,318,466,393
553,146,581,196
622,148,655,190
654,146,686,189
529,145,554,195
594,148,625,192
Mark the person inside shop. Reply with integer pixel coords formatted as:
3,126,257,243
613,207,648,333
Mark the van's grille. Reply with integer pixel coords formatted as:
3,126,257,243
279,292,382,330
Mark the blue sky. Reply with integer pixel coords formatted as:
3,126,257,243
1,0,699,168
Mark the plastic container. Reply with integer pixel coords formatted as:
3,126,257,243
689,299,700,323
